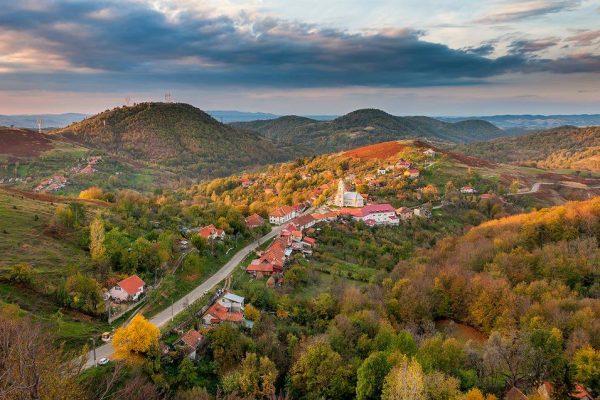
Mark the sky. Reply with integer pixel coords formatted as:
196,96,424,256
0,0,599,116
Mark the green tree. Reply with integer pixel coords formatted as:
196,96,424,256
356,351,392,400
177,357,198,389
290,339,355,399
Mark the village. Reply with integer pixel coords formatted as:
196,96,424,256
93,147,513,372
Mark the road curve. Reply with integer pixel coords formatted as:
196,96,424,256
84,221,290,368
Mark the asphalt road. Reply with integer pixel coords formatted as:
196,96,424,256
84,221,290,368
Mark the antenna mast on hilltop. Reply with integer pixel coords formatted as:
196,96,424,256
164,93,172,103
125,97,132,106
36,119,43,133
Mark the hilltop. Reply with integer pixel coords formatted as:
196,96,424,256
232,108,504,153
54,102,293,177
457,125,600,171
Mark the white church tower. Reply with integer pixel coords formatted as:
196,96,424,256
334,179,346,207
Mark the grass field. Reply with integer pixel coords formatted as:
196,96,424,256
0,190,89,274
0,190,108,350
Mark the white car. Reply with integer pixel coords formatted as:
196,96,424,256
98,357,109,366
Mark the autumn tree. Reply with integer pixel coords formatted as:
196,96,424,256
0,310,85,400
90,214,107,262
112,314,160,364
234,352,278,398
244,304,261,321
573,346,600,396
381,357,425,400
79,186,104,200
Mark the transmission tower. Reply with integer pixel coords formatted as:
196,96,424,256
36,119,43,133
125,97,131,106
164,93,172,103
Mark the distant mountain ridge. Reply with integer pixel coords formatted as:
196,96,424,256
457,125,600,171
0,113,88,129
439,114,600,130
52,102,292,177
232,108,504,153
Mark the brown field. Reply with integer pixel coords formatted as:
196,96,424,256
0,187,111,207
0,127,54,158
344,141,410,160
435,319,488,345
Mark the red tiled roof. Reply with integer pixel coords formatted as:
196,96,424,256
408,169,420,174
303,237,316,245
198,224,223,239
245,213,265,227
270,205,295,218
292,214,315,228
118,275,145,295
338,208,363,217
247,261,276,273
180,330,203,348
206,303,244,323
572,384,593,399
362,203,395,214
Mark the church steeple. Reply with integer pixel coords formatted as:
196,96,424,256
335,179,345,207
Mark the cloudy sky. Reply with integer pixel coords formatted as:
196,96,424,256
1,0,599,115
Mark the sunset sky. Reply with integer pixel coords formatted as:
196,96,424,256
1,0,599,115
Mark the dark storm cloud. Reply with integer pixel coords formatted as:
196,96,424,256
0,0,597,92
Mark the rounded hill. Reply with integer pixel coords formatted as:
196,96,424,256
54,102,291,177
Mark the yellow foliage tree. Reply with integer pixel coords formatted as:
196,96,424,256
381,357,425,400
79,186,104,200
112,314,160,364
244,304,261,321
461,388,498,400
89,215,106,262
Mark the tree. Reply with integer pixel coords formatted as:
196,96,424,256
63,273,106,315
509,180,521,194
244,304,261,321
112,314,160,364
573,346,600,396
191,234,208,254
90,214,107,262
424,371,461,400
290,339,355,399
79,186,104,200
235,352,278,398
381,357,425,400
0,310,85,400
177,357,198,389
460,388,497,400
356,351,392,400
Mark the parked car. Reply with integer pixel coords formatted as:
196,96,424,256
98,357,109,366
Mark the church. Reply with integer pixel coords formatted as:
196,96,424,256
333,179,364,208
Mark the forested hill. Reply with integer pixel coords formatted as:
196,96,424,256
231,108,504,153
457,125,600,170
53,102,293,177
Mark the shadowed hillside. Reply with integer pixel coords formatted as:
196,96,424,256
54,102,293,177
232,108,504,154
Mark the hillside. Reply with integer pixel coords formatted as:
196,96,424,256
232,108,504,153
457,125,600,171
54,102,293,177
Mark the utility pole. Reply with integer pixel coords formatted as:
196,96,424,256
171,299,174,321
165,93,172,103
36,119,43,134
91,337,97,366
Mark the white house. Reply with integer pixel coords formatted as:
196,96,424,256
218,292,245,312
269,205,297,225
360,204,399,226
460,185,477,194
423,148,436,157
109,275,146,302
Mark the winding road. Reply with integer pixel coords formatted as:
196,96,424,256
84,219,294,368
